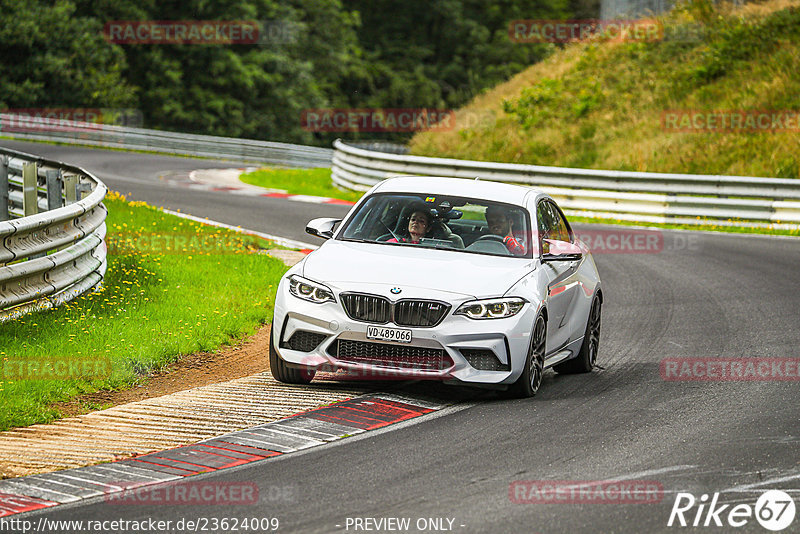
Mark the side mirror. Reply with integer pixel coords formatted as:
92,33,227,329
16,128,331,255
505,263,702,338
542,239,582,262
305,218,341,240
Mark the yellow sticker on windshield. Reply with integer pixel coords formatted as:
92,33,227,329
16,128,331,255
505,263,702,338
425,197,435,202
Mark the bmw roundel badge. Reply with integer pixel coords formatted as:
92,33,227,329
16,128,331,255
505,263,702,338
390,287,402,294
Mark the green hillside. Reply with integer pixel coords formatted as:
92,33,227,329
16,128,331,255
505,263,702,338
409,0,800,179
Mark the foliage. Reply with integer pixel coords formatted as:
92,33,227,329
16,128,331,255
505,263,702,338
0,0,135,109
410,2,800,179
1,0,571,145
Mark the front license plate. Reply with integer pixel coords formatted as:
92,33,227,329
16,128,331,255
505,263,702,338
366,325,412,344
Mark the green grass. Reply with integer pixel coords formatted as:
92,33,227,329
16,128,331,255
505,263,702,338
0,192,290,430
409,0,800,179
239,167,362,203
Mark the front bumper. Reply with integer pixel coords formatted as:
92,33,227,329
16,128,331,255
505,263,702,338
272,280,536,386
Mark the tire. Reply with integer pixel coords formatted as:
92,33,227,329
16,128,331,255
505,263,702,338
554,295,601,375
269,321,316,384
507,314,547,398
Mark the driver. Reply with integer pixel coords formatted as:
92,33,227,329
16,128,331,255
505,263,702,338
485,205,526,256
387,207,433,244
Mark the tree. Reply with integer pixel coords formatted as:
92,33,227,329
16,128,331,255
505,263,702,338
0,0,135,110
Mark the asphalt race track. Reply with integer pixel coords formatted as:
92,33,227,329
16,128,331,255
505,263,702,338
0,139,347,244
4,139,799,533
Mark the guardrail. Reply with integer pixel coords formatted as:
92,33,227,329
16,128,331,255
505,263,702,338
0,113,333,168
0,147,107,321
331,139,800,228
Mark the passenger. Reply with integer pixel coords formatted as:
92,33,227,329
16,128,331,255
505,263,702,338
387,208,433,244
485,205,526,256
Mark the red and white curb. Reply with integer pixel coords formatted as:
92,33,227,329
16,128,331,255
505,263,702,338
0,393,446,517
161,168,356,206
258,192,354,206
177,181,354,206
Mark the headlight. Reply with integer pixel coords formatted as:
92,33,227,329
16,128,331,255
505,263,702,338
288,275,335,304
454,298,526,319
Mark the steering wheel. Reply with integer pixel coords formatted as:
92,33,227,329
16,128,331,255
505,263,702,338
476,234,505,243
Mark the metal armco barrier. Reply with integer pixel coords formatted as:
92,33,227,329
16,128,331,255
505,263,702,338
331,139,800,228
0,147,107,321
0,113,333,168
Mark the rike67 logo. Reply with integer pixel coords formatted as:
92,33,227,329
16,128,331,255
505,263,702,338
668,490,796,531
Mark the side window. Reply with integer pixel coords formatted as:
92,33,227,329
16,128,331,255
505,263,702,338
536,203,547,233
556,202,574,242
547,201,571,243
536,201,554,250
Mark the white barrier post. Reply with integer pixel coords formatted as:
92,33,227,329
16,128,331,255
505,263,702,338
22,162,38,216
64,174,79,204
46,169,63,211
0,156,8,221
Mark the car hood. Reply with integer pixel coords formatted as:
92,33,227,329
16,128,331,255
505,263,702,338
302,240,535,299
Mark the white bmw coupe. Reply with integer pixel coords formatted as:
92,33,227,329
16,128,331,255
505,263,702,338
270,177,602,397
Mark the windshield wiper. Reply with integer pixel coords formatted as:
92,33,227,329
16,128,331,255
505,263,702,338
417,243,455,250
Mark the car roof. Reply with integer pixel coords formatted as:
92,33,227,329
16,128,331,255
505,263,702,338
371,176,543,207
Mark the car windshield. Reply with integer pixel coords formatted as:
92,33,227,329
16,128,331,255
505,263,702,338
338,193,532,258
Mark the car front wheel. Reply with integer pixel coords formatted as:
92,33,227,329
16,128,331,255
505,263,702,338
269,321,316,384
508,314,546,398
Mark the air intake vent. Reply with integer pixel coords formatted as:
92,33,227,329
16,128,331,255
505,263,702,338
460,349,508,371
329,339,453,370
282,330,328,352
